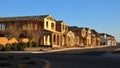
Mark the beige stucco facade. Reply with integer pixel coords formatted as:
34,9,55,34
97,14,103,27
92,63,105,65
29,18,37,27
86,28,92,46
100,33,116,46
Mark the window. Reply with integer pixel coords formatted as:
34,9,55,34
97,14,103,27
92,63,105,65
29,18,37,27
30,23,33,30
46,21,48,28
34,24,37,30
0,23,5,30
51,23,54,30
22,24,27,30
65,26,68,30
63,25,64,30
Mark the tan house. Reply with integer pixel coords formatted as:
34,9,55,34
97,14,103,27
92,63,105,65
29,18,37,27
91,29,100,47
85,28,92,46
68,26,92,47
68,26,81,46
56,21,76,47
100,33,116,46
107,35,116,46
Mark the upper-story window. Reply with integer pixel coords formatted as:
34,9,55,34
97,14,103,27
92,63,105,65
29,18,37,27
29,23,33,30
63,25,64,30
88,33,91,36
34,24,37,30
46,21,48,28
65,26,68,30
0,23,5,30
82,30,86,35
51,23,54,30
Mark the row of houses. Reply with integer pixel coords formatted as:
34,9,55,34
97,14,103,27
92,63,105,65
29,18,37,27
0,15,116,47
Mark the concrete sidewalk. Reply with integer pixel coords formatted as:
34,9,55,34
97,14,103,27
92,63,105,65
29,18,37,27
0,45,111,54
32,45,110,53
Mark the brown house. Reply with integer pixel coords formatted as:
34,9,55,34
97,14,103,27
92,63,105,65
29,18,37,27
0,15,77,48
0,15,64,47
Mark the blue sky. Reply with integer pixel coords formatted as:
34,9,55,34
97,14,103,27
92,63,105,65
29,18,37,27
0,0,120,41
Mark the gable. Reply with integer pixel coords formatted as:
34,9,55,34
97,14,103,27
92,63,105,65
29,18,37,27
67,31,75,37
45,15,56,21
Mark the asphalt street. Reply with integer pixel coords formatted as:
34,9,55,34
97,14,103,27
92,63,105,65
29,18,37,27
35,46,120,68
0,46,120,68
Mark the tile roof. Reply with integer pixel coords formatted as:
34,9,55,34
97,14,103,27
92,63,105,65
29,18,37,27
68,26,79,30
100,33,106,35
0,15,49,22
56,20,63,23
85,28,89,30
91,29,97,34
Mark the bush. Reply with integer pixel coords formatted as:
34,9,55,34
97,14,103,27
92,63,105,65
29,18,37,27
17,44,24,51
3,44,11,51
11,43,19,51
19,42,28,48
31,42,37,47
0,44,3,51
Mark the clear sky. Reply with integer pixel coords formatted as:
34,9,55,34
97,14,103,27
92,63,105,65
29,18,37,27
0,0,120,41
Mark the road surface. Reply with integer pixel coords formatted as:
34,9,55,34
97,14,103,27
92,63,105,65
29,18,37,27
0,46,120,68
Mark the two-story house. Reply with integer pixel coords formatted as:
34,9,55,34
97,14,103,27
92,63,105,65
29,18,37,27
100,33,116,46
85,28,92,46
91,29,100,47
68,26,92,47
68,26,81,46
106,35,116,46
0,15,62,47
57,22,76,47
100,33,107,45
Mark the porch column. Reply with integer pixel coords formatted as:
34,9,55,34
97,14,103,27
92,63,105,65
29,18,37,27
59,35,61,46
52,34,54,46
44,35,46,45
55,34,57,46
